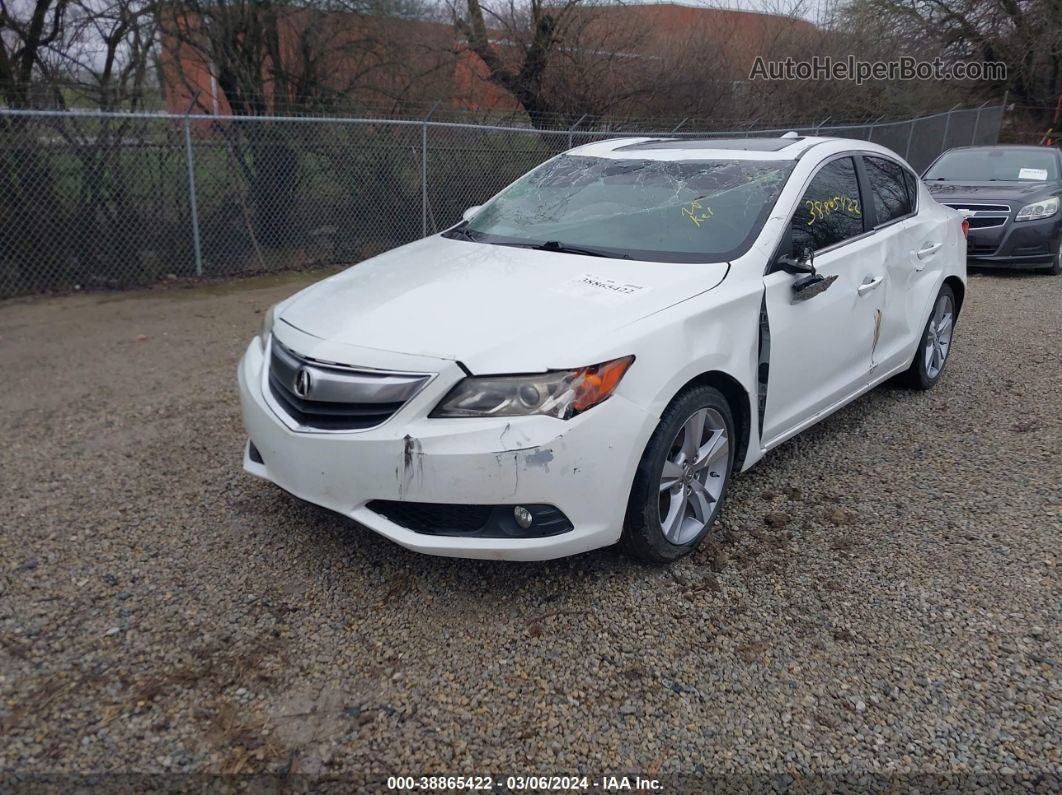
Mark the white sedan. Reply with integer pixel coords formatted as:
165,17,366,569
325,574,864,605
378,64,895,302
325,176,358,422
238,135,966,563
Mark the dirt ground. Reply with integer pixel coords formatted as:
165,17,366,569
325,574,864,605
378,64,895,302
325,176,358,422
1,269,1058,788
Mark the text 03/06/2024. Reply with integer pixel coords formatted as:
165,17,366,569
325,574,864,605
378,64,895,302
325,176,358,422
385,775,662,791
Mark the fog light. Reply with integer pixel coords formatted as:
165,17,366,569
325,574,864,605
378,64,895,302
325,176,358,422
513,506,533,529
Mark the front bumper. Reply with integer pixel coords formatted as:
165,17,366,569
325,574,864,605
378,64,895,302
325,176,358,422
966,214,1061,266
237,339,657,560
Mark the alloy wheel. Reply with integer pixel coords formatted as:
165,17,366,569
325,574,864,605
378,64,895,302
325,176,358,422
924,293,954,379
658,407,729,545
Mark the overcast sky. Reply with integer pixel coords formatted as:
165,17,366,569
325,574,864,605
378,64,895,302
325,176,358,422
641,0,834,23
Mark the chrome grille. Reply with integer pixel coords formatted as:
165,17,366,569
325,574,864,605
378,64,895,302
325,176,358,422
266,340,431,432
942,202,1011,213
944,202,1010,230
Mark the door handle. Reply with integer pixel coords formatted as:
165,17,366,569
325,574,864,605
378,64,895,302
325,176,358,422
857,275,884,295
916,242,942,260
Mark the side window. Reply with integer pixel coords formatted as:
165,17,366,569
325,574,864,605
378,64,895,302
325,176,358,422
790,157,864,255
902,168,919,212
864,156,913,226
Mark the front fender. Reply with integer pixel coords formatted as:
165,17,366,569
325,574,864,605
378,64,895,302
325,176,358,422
611,273,765,470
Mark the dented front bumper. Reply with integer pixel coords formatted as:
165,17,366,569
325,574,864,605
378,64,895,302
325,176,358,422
237,339,657,560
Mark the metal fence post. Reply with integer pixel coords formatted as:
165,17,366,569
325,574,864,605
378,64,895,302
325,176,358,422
940,104,960,154
421,102,440,239
182,113,204,277
868,114,885,142
997,91,1009,145
971,101,989,146
567,113,587,150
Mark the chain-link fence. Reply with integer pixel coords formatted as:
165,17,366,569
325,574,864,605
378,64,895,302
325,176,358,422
0,104,1004,298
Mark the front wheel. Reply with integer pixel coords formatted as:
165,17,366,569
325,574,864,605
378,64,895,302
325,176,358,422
1046,241,1062,275
621,386,735,564
900,284,957,390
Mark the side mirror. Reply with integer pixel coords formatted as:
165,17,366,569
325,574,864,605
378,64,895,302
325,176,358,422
776,246,816,276
462,205,482,223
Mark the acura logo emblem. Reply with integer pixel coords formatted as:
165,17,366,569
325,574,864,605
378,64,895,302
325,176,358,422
294,367,312,398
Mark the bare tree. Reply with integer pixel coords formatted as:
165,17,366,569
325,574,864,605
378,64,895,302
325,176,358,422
163,0,452,116
37,0,159,110
0,0,70,106
448,0,842,130
845,0,1060,115
162,0,455,245
165,0,317,116
452,0,591,127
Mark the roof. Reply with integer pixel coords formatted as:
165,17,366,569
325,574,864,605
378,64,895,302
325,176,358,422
944,145,1060,153
615,137,804,152
569,136,832,161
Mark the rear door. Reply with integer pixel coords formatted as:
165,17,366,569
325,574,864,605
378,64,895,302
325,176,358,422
900,171,957,363
860,155,921,372
761,155,884,444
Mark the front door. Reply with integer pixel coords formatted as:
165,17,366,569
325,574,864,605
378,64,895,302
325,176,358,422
761,155,883,445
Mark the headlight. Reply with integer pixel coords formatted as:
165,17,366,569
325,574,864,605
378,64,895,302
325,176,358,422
431,356,634,419
258,304,275,351
1015,196,1059,222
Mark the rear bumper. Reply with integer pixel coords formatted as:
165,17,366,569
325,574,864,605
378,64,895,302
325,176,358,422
237,340,657,560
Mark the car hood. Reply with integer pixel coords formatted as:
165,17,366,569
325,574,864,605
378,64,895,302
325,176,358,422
927,180,1061,204
279,235,729,373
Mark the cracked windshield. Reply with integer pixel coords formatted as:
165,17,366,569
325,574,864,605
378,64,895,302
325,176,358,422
449,155,794,262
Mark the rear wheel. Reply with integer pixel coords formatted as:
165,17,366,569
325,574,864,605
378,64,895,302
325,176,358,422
900,284,957,390
621,386,735,564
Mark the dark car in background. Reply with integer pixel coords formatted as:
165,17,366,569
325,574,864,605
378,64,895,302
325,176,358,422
924,145,1062,274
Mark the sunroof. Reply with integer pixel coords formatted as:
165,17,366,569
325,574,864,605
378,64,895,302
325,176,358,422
615,137,804,152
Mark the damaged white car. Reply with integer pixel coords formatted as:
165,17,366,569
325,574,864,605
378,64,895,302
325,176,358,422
238,135,966,563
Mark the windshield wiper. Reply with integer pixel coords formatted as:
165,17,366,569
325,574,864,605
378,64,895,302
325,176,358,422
445,224,481,241
529,240,630,259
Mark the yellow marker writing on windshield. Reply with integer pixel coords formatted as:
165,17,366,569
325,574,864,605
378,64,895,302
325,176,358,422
682,200,714,227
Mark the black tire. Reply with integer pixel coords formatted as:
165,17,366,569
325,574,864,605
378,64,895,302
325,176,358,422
1046,242,1062,275
621,385,736,564
900,283,957,390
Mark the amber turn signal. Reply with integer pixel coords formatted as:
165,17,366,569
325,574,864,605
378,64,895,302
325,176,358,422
572,356,635,413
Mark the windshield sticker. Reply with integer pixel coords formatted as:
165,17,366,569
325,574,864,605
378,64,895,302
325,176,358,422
1018,167,1048,181
554,273,646,304
806,195,861,225
681,199,714,227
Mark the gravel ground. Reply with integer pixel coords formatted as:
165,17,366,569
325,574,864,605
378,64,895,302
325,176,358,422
1,270,1059,789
